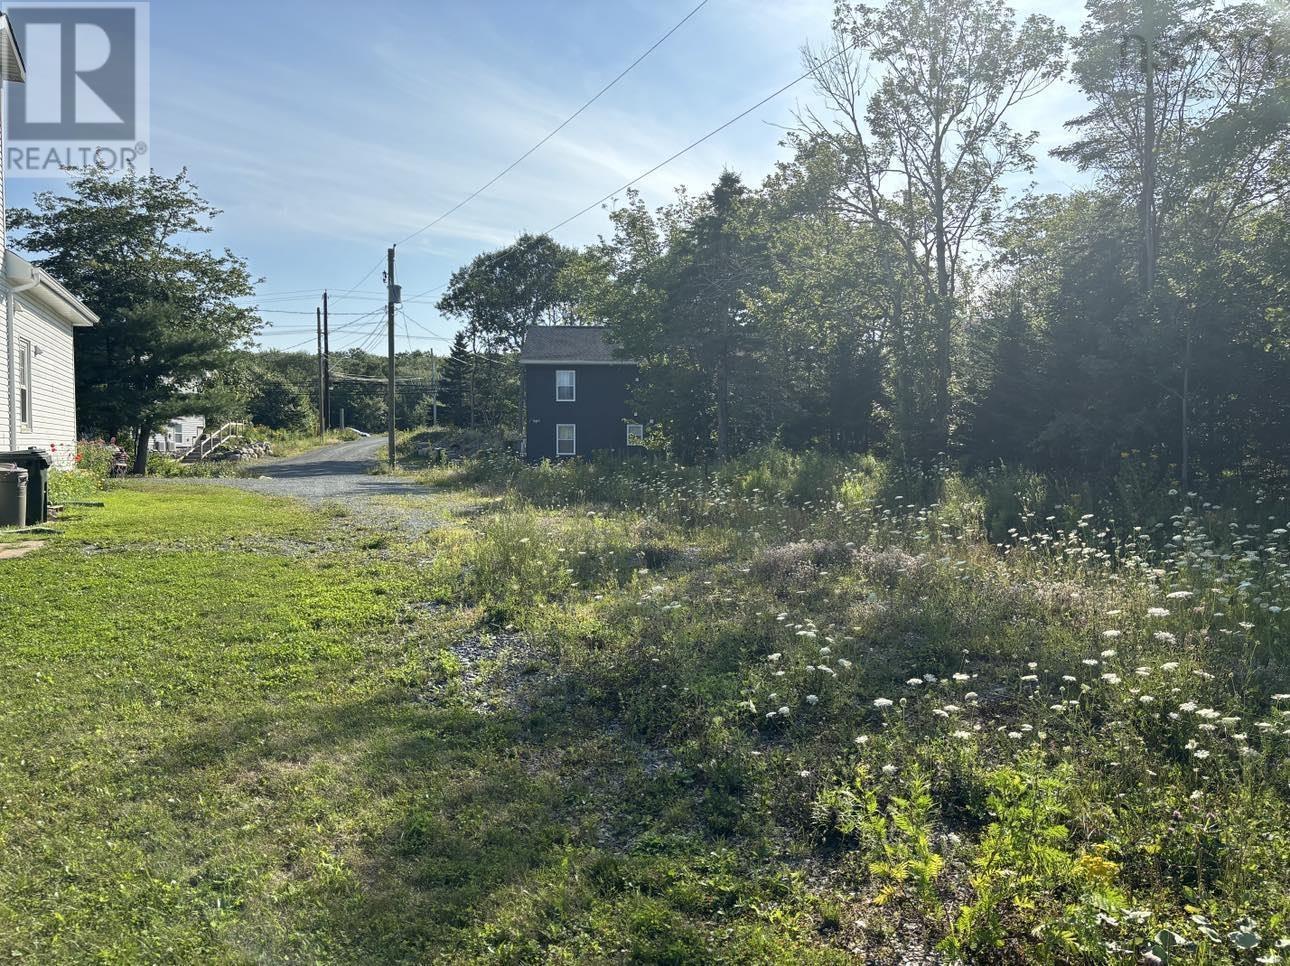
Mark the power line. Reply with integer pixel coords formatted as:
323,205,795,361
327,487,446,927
268,308,386,352
330,0,709,305
400,307,415,355
394,0,711,250
255,307,384,317
401,42,855,305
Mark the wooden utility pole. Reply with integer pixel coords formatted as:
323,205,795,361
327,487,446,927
386,247,397,470
469,330,477,428
322,290,331,431
316,306,325,437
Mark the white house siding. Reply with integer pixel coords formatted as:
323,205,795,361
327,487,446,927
0,285,80,468
1,80,6,244
151,415,206,453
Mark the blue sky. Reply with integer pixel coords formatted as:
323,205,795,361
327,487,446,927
7,0,1091,353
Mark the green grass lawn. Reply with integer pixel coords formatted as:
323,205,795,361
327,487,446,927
3,466,1289,964
0,484,829,964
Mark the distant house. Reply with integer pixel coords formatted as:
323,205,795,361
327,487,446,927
151,415,206,454
519,326,642,461
0,15,99,468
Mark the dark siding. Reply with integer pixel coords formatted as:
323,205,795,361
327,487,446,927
523,363,639,461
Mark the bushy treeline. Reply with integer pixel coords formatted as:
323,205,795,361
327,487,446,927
436,0,1289,489
240,347,448,435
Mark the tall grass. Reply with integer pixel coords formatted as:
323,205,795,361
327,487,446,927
416,444,1290,958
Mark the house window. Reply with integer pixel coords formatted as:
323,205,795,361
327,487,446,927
17,339,32,430
555,369,576,402
626,423,644,447
556,424,576,456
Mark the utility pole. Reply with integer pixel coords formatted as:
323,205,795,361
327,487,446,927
322,290,331,432
469,330,477,428
316,306,325,437
386,247,398,470
431,348,439,428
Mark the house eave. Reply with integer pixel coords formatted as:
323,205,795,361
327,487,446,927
0,14,28,83
4,251,99,327
518,358,637,366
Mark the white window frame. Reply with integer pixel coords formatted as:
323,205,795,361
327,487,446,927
626,423,644,447
555,369,576,402
556,423,576,457
17,338,32,431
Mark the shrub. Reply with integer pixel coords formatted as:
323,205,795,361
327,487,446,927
750,540,853,587
74,441,120,482
48,467,101,503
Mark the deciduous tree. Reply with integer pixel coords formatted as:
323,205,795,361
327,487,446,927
10,168,259,472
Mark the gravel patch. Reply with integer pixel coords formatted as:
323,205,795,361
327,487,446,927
209,436,443,534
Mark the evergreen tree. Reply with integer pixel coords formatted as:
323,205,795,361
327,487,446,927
966,302,1042,467
436,330,472,427
10,167,259,473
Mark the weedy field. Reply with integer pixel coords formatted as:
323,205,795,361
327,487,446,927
1,454,1288,963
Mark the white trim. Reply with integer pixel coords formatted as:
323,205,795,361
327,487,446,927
4,252,98,328
16,337,32,431
626,423,644,447
0,14,28,83
555,369,576,402
556,423,576,457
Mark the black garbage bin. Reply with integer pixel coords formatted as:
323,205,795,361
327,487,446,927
0,450,53,526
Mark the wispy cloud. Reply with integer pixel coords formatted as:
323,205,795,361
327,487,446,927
43,0,1095,348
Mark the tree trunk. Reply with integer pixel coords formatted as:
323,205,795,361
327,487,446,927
716,353,729,464
132,426,151,475
931,171,952,460
1181,319,1191,494
715,235,732,464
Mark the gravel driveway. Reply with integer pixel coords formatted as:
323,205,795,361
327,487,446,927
216,436,443,533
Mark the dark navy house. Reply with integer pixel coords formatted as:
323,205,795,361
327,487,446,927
519,326,642,461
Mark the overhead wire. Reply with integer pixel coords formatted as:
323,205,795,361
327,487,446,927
323,0,710,313
401,41,856,305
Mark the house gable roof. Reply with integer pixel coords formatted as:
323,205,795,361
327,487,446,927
0,14,28,83
4,251,99,328
518,325,635,365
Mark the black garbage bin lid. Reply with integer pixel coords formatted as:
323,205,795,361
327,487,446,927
0,449,54,466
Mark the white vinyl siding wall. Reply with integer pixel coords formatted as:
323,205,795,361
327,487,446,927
0,282,80,467
151,415,206,452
